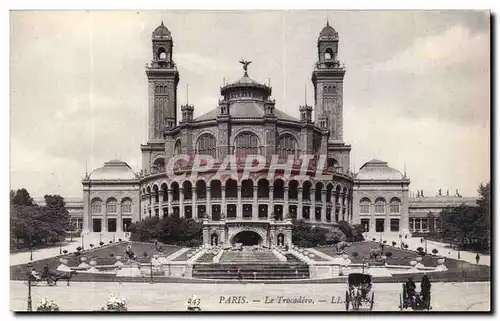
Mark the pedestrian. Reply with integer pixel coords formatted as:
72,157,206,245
476,253,480,264
237,267,243,283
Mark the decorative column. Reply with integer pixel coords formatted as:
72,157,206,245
179,188,185,218
297,187,303,220
148,193,152,216
269,186,274,219
370,203,375,232
253,185,258,220
311,188,316,221
340,193,345,221
192,189,197,220
117,203,123,233
321,188,327,222
207,187,212,219
284,186,289,219
221,185,226,216
168,189,173,216
385,203,390,232
237,185,242,219
103,207,108,233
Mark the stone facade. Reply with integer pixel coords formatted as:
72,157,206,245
76,21,478,241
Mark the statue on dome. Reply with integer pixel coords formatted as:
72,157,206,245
239,59,252,73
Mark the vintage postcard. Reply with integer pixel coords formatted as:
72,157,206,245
9,10,491,312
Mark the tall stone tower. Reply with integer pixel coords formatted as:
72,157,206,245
311,21,346,142
145,21,179,142
142,22,179,172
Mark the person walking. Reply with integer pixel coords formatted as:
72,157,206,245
421,273,431,307
237,267,243,283
476,253,480,264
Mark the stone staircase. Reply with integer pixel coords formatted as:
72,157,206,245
192,250,310,280
219,250,280,263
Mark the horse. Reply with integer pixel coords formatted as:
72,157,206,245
53,270,78,286
369,248,383,260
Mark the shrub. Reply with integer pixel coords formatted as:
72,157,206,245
74,251,81,256
432,249,438,255
89,244,94,248
325,228,347,244
392,241,397,247
416,247,424,253
383,240,387,244
143,252,148,258
76,246,82,251
118,238,122,242
109,253,115,258
63,250,68,254
404,244,409,249
372,238,376,241
352,252,359,259
99,242,104,246
109,240,113,244
385,252,393,258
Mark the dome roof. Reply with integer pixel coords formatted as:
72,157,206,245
319,22,338,40
152,21,171,39
233,74,260,85
194,101,299,122
355,159,404,180
89,160,137,180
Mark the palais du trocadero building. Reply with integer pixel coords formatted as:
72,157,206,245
81,21,416,246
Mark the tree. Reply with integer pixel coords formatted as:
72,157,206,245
392,241,397,247
427,212,435,232
475,182,491,249
11,189,34,206
432,249,438,255
291,220,327,247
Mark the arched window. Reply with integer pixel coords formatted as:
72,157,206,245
91,198,102,214
197,134,216,158
122,198,132,214
157,47,167,60
277,134,297,159
390,197,401,214
174,139,181,155
106,198,117,214
375,198,386,214
235,132,259,158
360,198,370,214
153,158,165,171
325,48,334,60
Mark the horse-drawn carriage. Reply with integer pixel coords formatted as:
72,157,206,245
27,270,77,286
399,282,431,311
345,273,375,311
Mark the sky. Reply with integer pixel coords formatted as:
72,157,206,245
10,10,490,198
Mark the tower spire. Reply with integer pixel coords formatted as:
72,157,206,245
186,84,189,105
326,15,330,27
304,84,307,105
404,160,407,177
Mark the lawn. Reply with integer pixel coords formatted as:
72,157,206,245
314,241,490,280
10,241,181,280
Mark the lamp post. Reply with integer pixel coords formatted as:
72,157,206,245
29,242,33,262
59,240,62,255
99,233,102,243
424,238,428,253
27,262,33,311
81,234,84,250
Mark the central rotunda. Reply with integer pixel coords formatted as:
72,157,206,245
137,21,354,247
